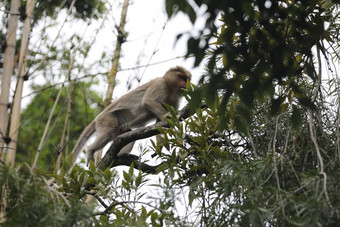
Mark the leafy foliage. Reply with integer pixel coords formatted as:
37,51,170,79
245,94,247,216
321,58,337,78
58,161,185,226
166,0,339,127
30,0,106,23
152,94,340,225
0,0,107,71
0,164,94,226
159,1,340,225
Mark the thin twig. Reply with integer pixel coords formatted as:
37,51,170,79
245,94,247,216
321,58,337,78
28,0,77,76
84,190,108,208
32,85,64,169
272,114,282,191
94,200,169,216
307,109,330,205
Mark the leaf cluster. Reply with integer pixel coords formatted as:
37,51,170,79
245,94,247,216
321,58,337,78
152,95,340,225
0,164,94,226
166,0,339,124
31,0,106,23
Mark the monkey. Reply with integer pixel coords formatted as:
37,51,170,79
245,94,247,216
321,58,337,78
71,66,192,165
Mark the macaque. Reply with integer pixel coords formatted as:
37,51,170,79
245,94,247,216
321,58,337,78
71,66,192,165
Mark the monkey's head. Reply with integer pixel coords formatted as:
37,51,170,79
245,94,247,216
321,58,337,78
164,66,192,93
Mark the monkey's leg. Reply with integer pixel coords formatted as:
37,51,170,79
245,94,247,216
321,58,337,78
87,113,119,165
87,136,113,165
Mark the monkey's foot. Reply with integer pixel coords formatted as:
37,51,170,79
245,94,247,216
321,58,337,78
86,151,96,166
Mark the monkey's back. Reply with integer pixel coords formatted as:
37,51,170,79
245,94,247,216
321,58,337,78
100,78,165,127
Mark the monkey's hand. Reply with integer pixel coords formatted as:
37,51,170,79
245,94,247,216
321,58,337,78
86,150,96,166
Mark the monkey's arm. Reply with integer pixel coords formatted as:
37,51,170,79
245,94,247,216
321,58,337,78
141,79,168,119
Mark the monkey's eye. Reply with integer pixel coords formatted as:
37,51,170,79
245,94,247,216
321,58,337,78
178,75,187,81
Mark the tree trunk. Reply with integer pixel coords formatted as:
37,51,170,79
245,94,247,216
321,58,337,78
6,0,35,167
103,0,129,107
0,0,20,160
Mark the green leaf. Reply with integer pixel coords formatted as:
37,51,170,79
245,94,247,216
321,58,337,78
135,171,142,188
123,171,131,183
234,115,248,134
87,177,96,185
165,0,176,18
297,96,316,109
291,106,302,129
129,162,134,176
121,180,129,190
270,96,284,115
235,103,252,124
188,89,202,113
141,206,148,218
151,212,160,226
188,189,195,207
89,160,96,172
103,168,112,182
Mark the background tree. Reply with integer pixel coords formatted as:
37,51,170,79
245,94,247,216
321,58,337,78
154,0,340,225
0,0,106,166
17,82,101,170
166,0,337,119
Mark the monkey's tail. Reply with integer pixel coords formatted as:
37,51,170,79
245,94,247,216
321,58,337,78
71,121,96,163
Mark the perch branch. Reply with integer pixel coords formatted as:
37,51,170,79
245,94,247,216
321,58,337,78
96,104,197,172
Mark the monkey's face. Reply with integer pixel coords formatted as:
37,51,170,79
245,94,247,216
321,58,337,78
164,66,192,93
177,73,190,91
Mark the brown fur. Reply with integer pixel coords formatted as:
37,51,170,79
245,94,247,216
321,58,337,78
71,66,192,164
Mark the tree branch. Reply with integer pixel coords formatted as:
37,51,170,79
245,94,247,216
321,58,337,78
96,104,197,172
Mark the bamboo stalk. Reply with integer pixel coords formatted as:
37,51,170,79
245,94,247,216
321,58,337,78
32,86,64,169
0,0,20,159
57,81,72,169
103,0,129,107
56,51,75,169
6,0,35,167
